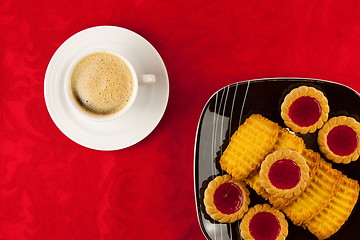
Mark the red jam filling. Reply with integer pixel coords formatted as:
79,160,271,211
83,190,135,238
268,159,301,189
327,125,358,156
213,182,243,214
249,212,281,240
288,96,321,127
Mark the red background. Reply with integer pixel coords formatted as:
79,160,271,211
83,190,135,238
2,0,360,239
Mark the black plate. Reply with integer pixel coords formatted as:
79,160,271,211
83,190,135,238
194,78,360,240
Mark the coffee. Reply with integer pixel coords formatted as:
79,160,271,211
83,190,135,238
71,52,134,116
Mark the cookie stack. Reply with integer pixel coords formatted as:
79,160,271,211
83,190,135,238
218,113,359,239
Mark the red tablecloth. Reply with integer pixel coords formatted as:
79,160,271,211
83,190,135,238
2,1,360,239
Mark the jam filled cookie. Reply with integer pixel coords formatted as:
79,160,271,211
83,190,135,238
203,175,250,223
240,204,288,240
260,149,310,198
318,116,360,164
281,86,329,134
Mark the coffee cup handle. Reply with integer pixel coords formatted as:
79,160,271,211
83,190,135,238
139,74,156,85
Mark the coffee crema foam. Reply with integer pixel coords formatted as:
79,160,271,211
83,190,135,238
71,52,134,115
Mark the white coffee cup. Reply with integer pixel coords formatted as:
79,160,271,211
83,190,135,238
64,50,156,122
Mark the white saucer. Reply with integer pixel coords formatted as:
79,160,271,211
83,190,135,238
44,26,169,150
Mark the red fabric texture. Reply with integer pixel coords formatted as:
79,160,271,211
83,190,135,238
2,0,360,239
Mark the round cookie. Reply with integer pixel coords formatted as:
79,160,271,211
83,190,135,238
281,86,329,134
260,149,310,198
240,204,288,240
318,116,360,164
203,174,250,223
